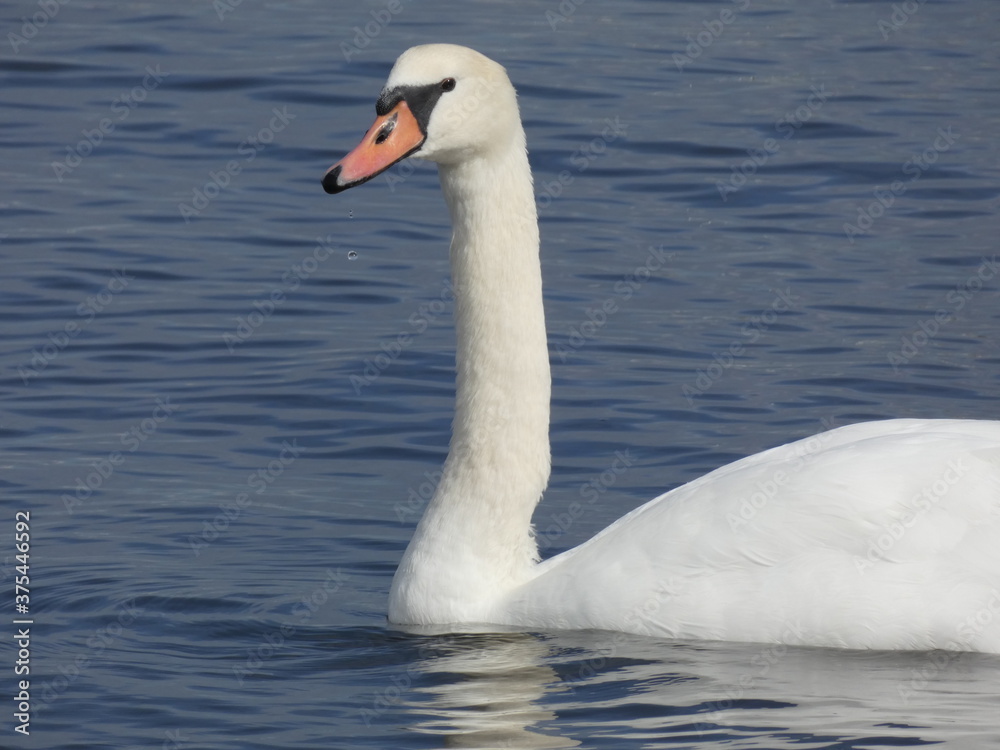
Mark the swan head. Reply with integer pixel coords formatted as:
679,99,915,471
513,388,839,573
322,44,519,194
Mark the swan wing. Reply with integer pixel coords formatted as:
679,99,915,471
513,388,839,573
504,419,1000,651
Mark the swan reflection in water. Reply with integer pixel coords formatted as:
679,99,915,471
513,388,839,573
392,629,1000,748
401,631,576,749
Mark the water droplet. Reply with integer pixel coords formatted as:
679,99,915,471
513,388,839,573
348,209,354,219
347,250,358,260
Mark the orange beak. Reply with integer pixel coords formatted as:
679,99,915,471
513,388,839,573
322,100,425,194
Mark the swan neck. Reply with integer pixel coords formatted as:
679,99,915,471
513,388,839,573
439,144,550,501
389,134,551,623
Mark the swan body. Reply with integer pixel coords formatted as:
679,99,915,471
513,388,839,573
323,44,1000,652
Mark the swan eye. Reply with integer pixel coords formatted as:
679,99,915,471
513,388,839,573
441,78,456,92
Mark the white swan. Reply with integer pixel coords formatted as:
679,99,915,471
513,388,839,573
323,44,1000,652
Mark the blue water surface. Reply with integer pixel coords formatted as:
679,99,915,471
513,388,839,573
3,1,1000,748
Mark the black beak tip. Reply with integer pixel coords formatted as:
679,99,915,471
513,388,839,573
322,166,345,195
